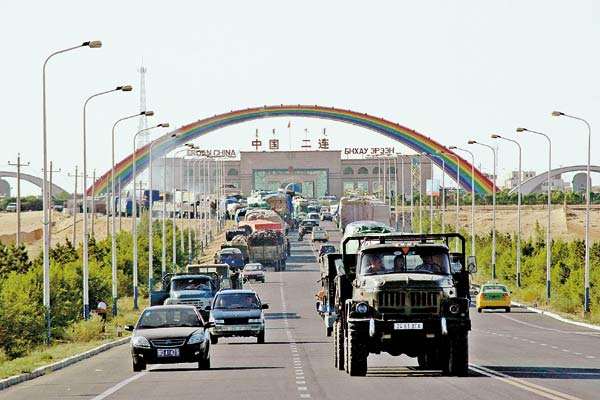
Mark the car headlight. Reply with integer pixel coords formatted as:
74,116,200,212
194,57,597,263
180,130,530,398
355,302,369,314
187,330,205,345
131,336,151,348
248,318,263,323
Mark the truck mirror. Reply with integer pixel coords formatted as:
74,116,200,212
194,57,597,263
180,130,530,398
467,256,477,273
261,304,269,310
205,305,211,311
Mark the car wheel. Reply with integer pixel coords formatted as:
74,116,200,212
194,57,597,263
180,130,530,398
505,307,511,313
477,308,482,313
210,334,219,345
198,353,211,370
257,331,265,344
133,358,146,372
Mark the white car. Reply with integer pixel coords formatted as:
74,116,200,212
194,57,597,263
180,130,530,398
311,227,329,242
242,263,265,283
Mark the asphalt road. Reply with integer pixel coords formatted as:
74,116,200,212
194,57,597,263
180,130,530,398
2,221,600,400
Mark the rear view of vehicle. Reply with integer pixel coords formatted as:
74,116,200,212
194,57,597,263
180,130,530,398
311,226,329,242
476,283,511,313
209,290,269,344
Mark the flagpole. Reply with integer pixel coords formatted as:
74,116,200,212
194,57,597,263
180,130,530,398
288,122,291,151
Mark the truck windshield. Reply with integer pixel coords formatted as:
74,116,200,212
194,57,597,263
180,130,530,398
137,308,202,329
171,278,212,291
360,249,450,275
213,293,260,309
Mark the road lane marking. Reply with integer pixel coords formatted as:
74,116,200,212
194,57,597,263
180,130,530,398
499,314,600,336
91,367,155,400
469,364,583,400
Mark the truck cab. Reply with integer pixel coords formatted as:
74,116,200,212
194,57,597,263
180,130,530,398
214,248,245,270
150,274,217,320
333,233,476,377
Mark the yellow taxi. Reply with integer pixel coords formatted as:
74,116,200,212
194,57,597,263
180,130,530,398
476,283,511,313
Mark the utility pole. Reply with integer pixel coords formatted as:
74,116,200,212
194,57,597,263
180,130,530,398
8,154,30,247
68,166,84,245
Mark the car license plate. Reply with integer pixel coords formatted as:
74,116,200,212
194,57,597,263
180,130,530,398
157,348,180,357
394,322,423,330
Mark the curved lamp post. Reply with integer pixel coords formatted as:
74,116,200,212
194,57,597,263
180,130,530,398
110,110,154,316
552,111,592,313
469,140,497,280
82,84,132,319
42,40,101,339
450,146,476,257
517,127,552,301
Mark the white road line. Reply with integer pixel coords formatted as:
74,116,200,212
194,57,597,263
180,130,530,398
91,367,154,400
469,364,583,400
499,314,600,336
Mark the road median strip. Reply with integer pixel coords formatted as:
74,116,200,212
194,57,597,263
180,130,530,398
0,336,131,391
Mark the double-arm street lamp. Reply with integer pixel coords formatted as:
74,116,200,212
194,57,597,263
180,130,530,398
110,111,154,316
82,85,132,320
552,111,592,313
469,140,497,280
42,40,101,340
492,134,522,287
517,127,552,301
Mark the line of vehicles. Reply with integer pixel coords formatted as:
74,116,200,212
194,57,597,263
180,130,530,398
129,190,298,371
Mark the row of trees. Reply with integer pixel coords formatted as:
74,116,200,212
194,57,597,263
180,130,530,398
0,218,197,358
392,189,600,207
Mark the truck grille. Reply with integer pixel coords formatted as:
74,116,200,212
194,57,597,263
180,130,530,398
177,299,207,307
150,338,186,347
377,290,441,314
224,318,249,325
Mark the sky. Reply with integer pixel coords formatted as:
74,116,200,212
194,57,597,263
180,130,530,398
1,0,599,195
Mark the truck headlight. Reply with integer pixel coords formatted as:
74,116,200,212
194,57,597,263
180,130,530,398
248,318,263,323
187,331,205,345
449,304,460,314
355,302,369,314
131,336,151,348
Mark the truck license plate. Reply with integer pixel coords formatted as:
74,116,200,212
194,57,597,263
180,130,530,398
157,348,180,357
394,323,423,330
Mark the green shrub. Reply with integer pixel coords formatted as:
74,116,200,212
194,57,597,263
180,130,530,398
66,316,104,342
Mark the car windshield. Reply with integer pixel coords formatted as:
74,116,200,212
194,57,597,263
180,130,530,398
483,285,508,292
213,293,260,309
137,308,202,329
171,277,212,291
359,248,450,275
244,264,261,271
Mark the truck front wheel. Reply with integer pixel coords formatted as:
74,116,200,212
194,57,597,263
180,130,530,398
347,323,368,376
442,331,469,377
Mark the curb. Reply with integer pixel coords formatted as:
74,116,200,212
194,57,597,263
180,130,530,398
0,336,131,391
511,301,600,332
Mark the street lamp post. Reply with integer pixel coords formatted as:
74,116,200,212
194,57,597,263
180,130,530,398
132,124,167,310
469,140,497,280
418,155,423,234
42,40,101,341
432,154,446,233
441,151,460,250
492,134,522,287
421,153,434,233
450,146,476,256
517,127,552,300
82,85,132,319
552,111,592,313
111,111,153,316
147,125,171,298
172,148,191,268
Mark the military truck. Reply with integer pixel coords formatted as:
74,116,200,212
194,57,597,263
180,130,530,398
150,273,217,319
332,232,476,376
187,263,243,290
316,252,343,337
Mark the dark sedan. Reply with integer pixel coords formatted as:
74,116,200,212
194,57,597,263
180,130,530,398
126,305,213,371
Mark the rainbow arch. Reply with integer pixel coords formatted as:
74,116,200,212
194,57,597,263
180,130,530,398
91,105,494,196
